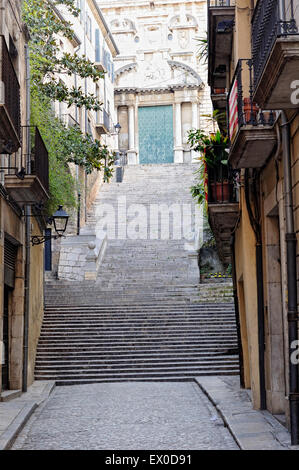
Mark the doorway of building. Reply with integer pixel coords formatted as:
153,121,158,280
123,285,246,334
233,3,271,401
2,286,10,390
2,237,18,391
138,105,174,164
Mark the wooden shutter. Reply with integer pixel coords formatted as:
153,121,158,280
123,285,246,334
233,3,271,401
4,238,18,288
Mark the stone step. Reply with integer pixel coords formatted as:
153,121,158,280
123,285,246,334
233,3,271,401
36,346,238,355
40,322,236,330
35,356,238,369
41,322,236,329
35,349,239,359
40,163,237,384
36,364,238,381
43,375,236,386
43,303,234,310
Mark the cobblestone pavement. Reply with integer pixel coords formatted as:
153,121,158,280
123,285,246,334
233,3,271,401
12,382,239,450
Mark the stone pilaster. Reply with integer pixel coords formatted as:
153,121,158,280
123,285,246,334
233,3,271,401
127,104,137,164
191,100,199,162
174,102,183,163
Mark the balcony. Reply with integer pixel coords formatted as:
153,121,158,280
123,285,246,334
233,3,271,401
61,113,80,128
95,108,112,135
252,0,299,109
207,0,235,92
0,36,21,154
207,164,239,265
211,88,227,112
95,62,107,74
228,59,277,169
4,126,49,205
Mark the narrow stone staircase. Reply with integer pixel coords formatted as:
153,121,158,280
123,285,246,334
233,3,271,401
46,164,201,305
35,303,239,385
38,164,239,384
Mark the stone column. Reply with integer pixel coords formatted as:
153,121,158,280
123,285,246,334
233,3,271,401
174,102,183,163
127,105,137,165
191,101,199,162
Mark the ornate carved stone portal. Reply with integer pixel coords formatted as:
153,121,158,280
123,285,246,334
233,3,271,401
100,0,213,164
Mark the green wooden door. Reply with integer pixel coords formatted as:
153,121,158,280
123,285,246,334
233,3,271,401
138,105,173,164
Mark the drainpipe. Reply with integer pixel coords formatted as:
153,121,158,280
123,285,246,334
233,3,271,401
244,170,267,410
22,42,31,393
83,1,88,224
281,111,299,445
74,43,81,233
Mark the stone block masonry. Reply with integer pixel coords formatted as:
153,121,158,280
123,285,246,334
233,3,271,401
57,228,107,282
52,163,202,303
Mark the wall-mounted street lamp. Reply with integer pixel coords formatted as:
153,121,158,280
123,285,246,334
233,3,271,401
31,205,69,246
113,122,121,135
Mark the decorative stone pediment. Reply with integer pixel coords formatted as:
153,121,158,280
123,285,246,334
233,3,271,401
110,18,136,34
168,14,198,31
115,55,203,90
168,61,203,86
115,62,137,78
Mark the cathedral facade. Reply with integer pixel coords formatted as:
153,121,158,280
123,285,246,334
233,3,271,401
99,0,213,164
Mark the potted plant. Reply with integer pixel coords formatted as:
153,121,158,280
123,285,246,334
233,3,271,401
213,88,226,94
188,129,230,204
243,97,259,124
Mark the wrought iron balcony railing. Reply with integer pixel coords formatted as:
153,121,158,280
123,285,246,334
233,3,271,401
0,35,21,143
252,0,299,90
208,164,238,204
228,59,275,143
2,126,49,192
208,0,235,6
96,108,113,134
31,127,49,192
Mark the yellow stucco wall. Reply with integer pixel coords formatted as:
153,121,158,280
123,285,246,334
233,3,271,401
235,187,261,409
27,218,44,387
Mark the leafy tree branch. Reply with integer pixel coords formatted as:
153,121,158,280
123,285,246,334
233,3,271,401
23,0,104,110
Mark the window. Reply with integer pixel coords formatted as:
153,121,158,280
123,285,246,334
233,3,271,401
95,29,100,62
96,85,100,122
87,118,94,141
112,63,115,83
80,0,84,22
86,14,92,41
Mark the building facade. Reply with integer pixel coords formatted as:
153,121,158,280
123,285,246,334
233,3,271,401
48,1,119,277
100,0,213,165
206,0,299,443
0,0,49,393
56,0,119,232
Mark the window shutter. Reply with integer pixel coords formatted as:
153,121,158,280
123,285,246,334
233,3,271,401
4,238,18,288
